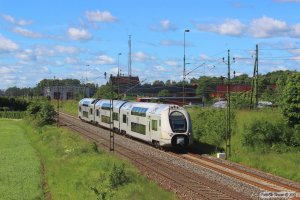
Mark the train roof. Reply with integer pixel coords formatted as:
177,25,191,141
122,102,177,115
95,99,127,109
79,98,95,105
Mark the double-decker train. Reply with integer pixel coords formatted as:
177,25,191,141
78,98,192,147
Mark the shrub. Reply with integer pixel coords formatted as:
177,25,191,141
281,73,300,128
26,100,56,126
190,107,235,148
0,97,28,111
242,117,300,149
109,164,129,188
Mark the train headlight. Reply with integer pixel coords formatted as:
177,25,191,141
168,132,173,137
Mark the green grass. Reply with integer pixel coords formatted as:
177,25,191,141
51,99,78,116
24,121,177,199
188,107,300,183
0,111,26,119
0,119,43,200
230,109,300,182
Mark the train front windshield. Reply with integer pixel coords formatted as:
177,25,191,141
169,111,187,133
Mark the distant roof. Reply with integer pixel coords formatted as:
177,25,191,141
110,76,140,85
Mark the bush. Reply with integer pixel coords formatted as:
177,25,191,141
0,97,28,111
109,164,129,188
189,107,235,148
26,100,56,126
281,73,300,128
230,92,251,109
243,116,300,149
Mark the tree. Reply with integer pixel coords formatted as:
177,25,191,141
152,80,165,86
165,80,171,86
26,100,56,126
281,73,300,128
158,89,170,97
94,85,117,99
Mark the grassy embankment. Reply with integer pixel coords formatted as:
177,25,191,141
189,107,300,183
0,118,176,200
230,109,300,182
0,119,43,199
51,99,78,116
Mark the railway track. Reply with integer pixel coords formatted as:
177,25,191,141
59,112,250,200
178,153,300,197
58,112,299,199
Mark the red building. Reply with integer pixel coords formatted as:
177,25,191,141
210,85,252,98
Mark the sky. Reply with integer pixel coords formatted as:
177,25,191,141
0,0,300,89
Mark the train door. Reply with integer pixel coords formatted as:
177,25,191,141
150,117,160,146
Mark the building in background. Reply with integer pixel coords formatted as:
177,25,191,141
44,86,94,100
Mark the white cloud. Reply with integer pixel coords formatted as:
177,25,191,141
65,57,79,64
85,10,117,22
160,40,182,46
249,16,288,38
154,65,166,72
290,24,300,37
165,60,180,67
151,19,177,32
133,51,154,62
54,45,79,54
2,14,32,26
0,34,19,52
95,54,115,65
15,49,36,61
68,27,92,41
198,19,245,36
13,27,42,38
34,46,55,57
197,16,300,38
160,20,177,31
0,66,16,74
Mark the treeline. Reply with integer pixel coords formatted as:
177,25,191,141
2,78,98,98
0,97,28,111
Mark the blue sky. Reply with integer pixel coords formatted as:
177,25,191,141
0,0,300,89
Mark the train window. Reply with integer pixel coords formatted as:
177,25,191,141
123,114,127,123
169,111,187,133
131,107,148,117
79,106,81,112
90,108,93,115
96,109,99,116
101,115,111,124
152,120,158,131
101,103,111,110
113,112,119,121
83,101,89,107
83,111,88,118
131,122,146,135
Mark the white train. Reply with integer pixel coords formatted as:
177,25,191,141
78,98,192,147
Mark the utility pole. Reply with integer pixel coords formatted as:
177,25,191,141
250,44,259,109
117,53,122,99
183,29,190,106
55,76,59,127
255,44,259,109
128,35,132,95
109,74,114,152
226,49,231,159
